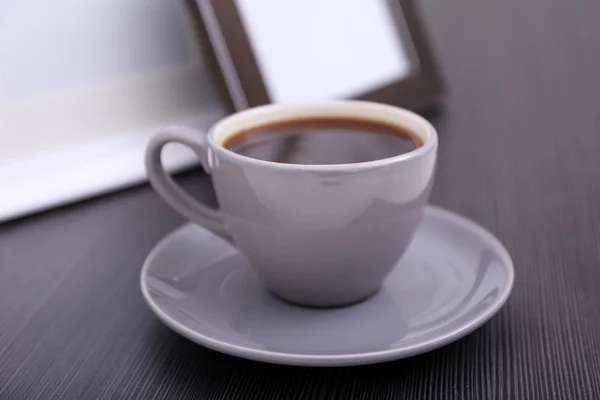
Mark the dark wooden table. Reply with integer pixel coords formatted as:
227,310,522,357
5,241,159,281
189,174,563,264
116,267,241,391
2,0,600,398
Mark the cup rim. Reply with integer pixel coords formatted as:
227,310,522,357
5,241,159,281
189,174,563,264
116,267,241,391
207,100,438,172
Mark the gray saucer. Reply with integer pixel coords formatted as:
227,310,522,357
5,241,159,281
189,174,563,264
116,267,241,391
141,206,514,367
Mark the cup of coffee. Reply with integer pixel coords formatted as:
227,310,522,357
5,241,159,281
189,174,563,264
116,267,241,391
145,101,438,307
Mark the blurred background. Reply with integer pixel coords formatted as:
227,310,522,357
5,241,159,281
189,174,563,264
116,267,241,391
1,0,598,222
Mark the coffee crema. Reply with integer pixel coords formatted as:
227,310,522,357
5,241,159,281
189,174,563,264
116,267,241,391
221,117,422,165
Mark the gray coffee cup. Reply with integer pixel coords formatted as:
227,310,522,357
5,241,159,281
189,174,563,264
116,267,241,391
145,101,438,307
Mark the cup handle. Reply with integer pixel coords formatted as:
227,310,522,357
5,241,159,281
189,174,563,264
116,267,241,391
145,126,231,240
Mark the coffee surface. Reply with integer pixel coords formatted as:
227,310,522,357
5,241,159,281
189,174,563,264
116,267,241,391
222,117,422,165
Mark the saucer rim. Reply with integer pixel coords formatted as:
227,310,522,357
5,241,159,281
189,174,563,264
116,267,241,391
140,205,515,367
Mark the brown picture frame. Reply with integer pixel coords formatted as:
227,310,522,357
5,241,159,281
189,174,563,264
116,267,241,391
191,0,443,111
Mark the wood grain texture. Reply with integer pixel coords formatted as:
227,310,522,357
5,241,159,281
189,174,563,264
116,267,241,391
1,0,600,398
